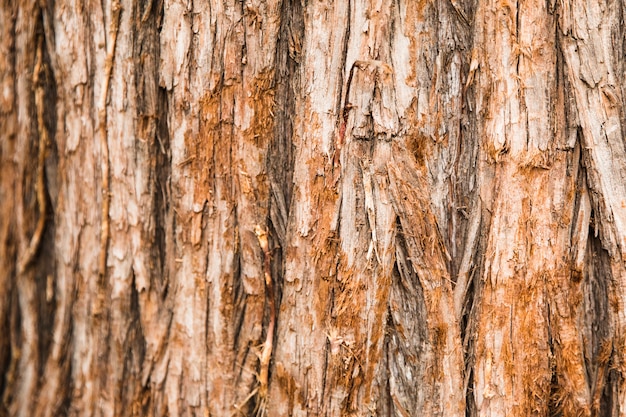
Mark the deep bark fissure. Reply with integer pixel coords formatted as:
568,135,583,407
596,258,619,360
586,225,614,414
154,85,171,292
29,11,58,381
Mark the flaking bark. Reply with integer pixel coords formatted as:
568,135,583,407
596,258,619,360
3,0,626,416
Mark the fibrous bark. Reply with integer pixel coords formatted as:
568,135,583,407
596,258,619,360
2,1,626,416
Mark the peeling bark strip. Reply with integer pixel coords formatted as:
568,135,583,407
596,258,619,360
252,225,275,416
97,1,122,277
4,0,626,416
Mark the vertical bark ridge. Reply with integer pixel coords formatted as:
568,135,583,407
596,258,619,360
2,1,43,416
0,1,59,416
387,147,466,416
158,0,229,413
35,0,106,415
268,0,349,413
328,8,400,414
157,0,283,414
96,1,164,414
232,0,282,413
271,0,467,414
388,1,469,415
559,2,626,414
329,60,398,415
470,1,591,415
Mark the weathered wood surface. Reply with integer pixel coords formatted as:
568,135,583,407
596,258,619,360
2,0,626,416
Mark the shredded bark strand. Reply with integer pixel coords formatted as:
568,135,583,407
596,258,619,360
98,1,122,277
253,224,275,416
18,35,47,275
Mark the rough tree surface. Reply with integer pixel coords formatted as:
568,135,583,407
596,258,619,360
2,0,626,416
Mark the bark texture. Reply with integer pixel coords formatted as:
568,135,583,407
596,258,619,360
2,0,626,416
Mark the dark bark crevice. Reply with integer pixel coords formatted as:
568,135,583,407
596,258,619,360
31,7,58,378
264,0,302,406
585,222,614,413
154,85,171,294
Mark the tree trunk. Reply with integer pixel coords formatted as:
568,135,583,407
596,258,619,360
2,0,626,416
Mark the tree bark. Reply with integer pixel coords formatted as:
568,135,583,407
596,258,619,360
2,0,626,416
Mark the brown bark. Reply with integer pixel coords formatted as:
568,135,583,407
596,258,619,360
2,0,626,416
